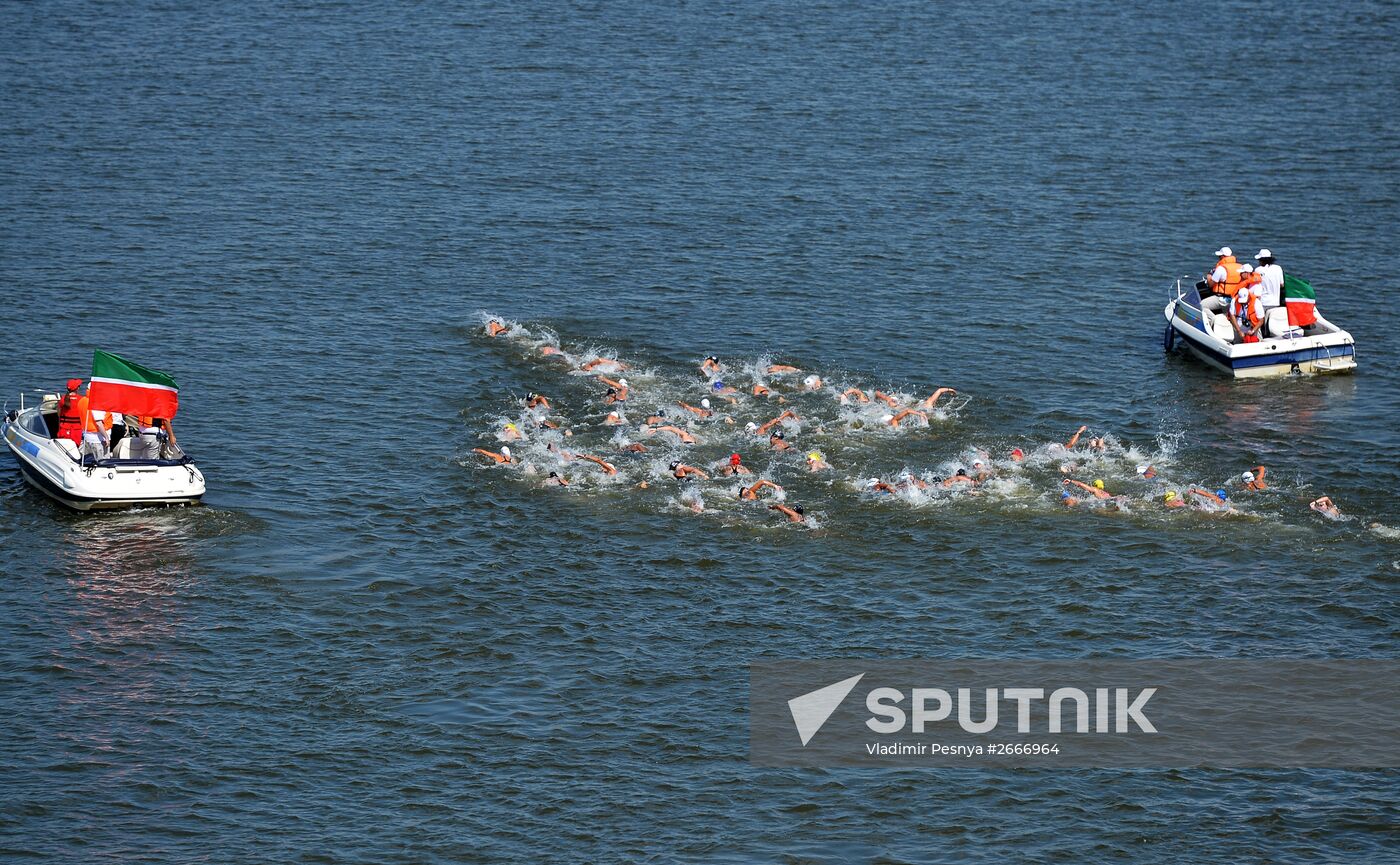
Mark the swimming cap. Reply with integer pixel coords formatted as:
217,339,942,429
606,388,616,395
713,381,725,390
1010,448,1024,459
505,423,516,430
794,505,804,515
1093,479,1105,489
618,378,628,387
745,422,757,431
1135,464,1148,475
867,478,880,487
548,471,557,478
956,467,967,476
1061,491,1071,499
1165,491,1176,501
730,453,741,465
1216,489,1228,500
807,451,822,461
972,459,984,467
701,398,711,409
501,446,511,458
669,461,680,470
804,375,819,386
1242,472,1254,482
706,356,718,363
772,430,784,439
881,414,894,423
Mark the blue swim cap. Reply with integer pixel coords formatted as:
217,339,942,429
713,380,725,389
1061,490,1071,499
1216,489,1228,500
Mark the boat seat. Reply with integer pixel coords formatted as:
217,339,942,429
1267,307,1301,339
1209,313,1236,342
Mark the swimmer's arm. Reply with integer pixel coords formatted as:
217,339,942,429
1066,425,1088,449
918,387,957,408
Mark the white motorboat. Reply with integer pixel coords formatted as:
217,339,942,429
1162,277,1356,378
2,392,205,511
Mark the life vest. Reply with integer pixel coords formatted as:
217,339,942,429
55,391,85,442
79,396,112,435
1212,256,1243,294
1232,292,1262,331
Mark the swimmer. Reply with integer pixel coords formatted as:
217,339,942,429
802,374,823,391
577,454,618,476
669,461,709,481
1136,464,1157,480
581,357,629,372
769,430,791,451
767,363,801,375
686,494,705,514
1065,425,1107,451
719,453,752,477
711,380,738,396
741,479,783,500
756,410,798,436
752,383,773,398
840,387,870,404
769,503,806,523
866,478,899,495
1010,447,1025,462
1309,496,1341,517
597,375,628,402
545,471,569,486
501,422,523,441
917,387,957,409
525,393,551,410
970,457,989,481
1060,490,1079,507
700,356,723,376
1241,466,1267,491
645,408,668,424
546,442,576,461
472,446,513,464
535,419,561,430
805,451,830,472
539,345,564,358
603,410,624,426
677,399,713,418
888,408,928,427
897,471,930,491
1187,487,1229,507
944,468,977,487
1163,490,1186,509
487,319,509,337
872,391,900,408
620,443,647,453
649,425,698,445
1063,478,1113,500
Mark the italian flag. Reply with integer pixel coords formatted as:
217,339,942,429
1283,273,1318,327
88,350,180,418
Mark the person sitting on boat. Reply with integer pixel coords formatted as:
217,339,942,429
1229,285,1264,343
1253,249,1284,310
55,378,85,445
1207,246,1245,295
78,394,114,457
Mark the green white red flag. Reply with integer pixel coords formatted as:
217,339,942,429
1283,273,1318,327
87,350,180,418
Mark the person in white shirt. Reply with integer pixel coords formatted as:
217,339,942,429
1253,248,1284,310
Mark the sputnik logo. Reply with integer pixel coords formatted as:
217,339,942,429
787,673,864,746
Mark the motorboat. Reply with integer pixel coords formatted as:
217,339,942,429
3,391,205,511
1162,276,1356,378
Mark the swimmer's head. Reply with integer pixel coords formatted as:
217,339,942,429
618,378,628,387
706,356,718,363
606,388,616,395
713,381,725,390
701,398,711,410
1093,479,1105,490
1164,491,1177,502
1135,464,1148,476
745,421,758,432
972,458,984,468
501,446,512,459
794,505,805,515
803,375,819,387
1061,491,1071,500
956,467,967,476
1242,471,1254,483
1216,489,1228,500
771,430,785,440
548,471,558,478
668,461,680,471
867,478,880,487
729,453,741,466
1010,447,1025,461
881,413,894,423
505,423,517,430
807,451,822,462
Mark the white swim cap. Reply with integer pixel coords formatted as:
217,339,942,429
867,478,880,487
972,458,984,467
745,421,757,431
1242,471,1254,482
881,413,894,422
1135,464,1148,475
501,446,511,458
701,398,711,409
618,378,628,387
804,375,819,386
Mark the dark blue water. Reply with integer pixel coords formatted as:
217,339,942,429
3,1,1398,862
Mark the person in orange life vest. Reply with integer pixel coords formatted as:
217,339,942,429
77,392,114,457
55,379,85,444
1230,285,1264,343
1207,246,1244,296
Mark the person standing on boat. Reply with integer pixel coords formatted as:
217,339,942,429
1253,249,1284,311
55,378,85,445
77,392,113,457
1207,246,1244,295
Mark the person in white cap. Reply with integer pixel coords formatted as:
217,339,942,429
1229,284,1264,343
1253,249,1284,310
1207,247,1244,295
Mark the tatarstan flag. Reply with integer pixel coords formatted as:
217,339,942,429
1283,273,1318,327
88,350,180,418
